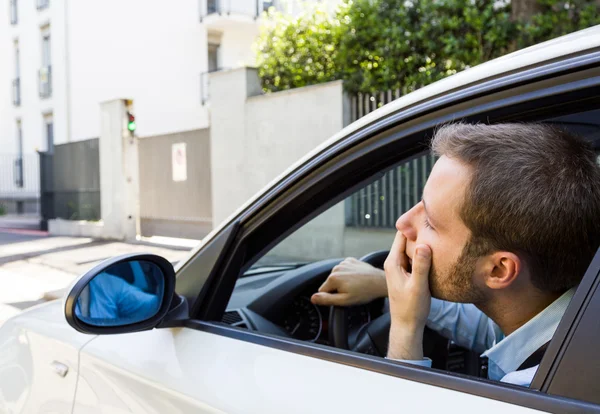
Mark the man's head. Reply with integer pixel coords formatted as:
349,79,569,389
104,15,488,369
396,123,600,304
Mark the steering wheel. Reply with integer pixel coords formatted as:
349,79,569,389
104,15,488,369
328,251,450,365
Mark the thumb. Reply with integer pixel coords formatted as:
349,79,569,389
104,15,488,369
411,245,432,287
311,292,350,307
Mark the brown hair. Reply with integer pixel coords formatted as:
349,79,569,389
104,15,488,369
431,122,600,293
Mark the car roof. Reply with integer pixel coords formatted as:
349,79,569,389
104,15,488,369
181,25,600,260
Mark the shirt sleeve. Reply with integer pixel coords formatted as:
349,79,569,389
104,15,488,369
499,365,538,387
386,357,432,368
116,279,160,321
427,298,502,354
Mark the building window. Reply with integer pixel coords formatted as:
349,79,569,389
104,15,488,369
36,0,49,10
12,41,20,106
207,0,218,14
262,0,274,12
15,120,24,188
208,43,220,73
44,114,54,153
10,0,17,24
39,26,52,98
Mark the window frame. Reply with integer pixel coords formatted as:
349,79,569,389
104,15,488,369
174,52,600,412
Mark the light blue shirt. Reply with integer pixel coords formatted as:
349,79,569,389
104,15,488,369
75,266,161,326
395,288,575,386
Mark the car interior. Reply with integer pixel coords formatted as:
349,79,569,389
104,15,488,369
214,105,600,383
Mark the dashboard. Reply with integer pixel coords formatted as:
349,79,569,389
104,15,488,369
221,258,385,347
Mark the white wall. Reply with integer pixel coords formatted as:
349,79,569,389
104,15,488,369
209,68,395,262
219,24,260,69
67,0,209,142
209,67,349,225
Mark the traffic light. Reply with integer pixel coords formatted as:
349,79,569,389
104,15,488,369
127,112,136,135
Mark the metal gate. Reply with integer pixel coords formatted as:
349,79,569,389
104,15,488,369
39,139,101,230
39,151,54,230
346,90,436,229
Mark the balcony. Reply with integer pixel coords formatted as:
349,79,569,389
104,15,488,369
12,78,20,106
39,66,52,99
36,0,50,10
200,0,274,24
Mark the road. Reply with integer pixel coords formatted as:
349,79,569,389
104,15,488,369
0,229,47,245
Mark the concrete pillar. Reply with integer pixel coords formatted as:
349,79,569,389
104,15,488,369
209,67,261,225
99,99,140,240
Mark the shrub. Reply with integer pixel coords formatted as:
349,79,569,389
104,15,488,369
256,0,600,95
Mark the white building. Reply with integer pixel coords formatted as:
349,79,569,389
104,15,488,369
0,0,288,215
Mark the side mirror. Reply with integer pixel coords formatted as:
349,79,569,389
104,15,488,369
65,253,183,334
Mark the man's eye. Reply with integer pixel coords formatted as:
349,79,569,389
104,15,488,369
424,218,433,229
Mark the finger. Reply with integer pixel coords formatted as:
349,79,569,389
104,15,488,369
311,292,351,306
411,244,432,287
318,273,339,293
398,233,409,272
386,232,405,267
384,232,404,275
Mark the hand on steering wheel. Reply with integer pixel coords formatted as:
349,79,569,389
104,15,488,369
309,251,390,356
311,256,387,307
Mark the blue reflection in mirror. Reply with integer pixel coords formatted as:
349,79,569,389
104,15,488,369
75,260,165,327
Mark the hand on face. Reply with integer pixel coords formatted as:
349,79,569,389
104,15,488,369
311,258,387,307
384,232,432,360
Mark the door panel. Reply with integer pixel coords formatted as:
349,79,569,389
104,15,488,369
73,327,542,414
0,302,93,414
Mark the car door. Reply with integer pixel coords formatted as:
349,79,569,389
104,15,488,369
0,302,95,414
71,48,600,413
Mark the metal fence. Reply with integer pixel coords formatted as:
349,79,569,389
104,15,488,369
0,154,40,214
346,89,436,229
40,138,101,223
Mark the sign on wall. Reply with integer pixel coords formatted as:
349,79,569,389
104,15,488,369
172,143,187,182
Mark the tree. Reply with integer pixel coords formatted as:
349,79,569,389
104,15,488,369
255,0,600,95
336,0,514,94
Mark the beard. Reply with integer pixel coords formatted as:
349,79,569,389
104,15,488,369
429,238,487,304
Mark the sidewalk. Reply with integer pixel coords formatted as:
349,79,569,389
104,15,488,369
0,231,198,325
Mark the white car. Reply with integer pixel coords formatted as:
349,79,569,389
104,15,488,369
3,27,600,414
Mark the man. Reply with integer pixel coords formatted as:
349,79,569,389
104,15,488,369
311,123,600,386
76,261,161,326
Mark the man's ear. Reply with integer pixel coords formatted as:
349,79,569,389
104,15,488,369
481,251,522,290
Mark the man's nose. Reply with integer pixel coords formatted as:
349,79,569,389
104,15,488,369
395,203,420,240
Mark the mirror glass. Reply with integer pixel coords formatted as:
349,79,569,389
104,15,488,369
75,260,165,327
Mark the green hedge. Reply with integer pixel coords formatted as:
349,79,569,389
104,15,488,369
255,0,600,95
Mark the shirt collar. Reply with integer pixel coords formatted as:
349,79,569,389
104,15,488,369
481,287,575,380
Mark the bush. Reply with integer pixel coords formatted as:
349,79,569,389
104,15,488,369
337,0,515,95
517,0,600,49
255,2,344,93
0,203,6,216
255,0,600,95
